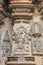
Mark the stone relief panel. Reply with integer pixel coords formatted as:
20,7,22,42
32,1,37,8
31,22,43,54
30,22,42,34
2,30,11,57
0,17,12,57
32,37,43,54
12,22,31,55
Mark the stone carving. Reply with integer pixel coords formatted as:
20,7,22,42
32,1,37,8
0,47,3,57
0,57,7,65
31,22,43,54
13,22,31,54
2,31,11,56
0,26,3,57
30,22,42,34
0,58,3,65
18,54,25,62
0,11,4,20
32,37,43,54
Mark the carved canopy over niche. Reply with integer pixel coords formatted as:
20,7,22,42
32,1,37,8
12,22,31,55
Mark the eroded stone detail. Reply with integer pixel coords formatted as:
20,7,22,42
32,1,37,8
12,22,31,55
0,57,7,65
0,25,3,57
2,30,11,56
30,22,42,34
31,22,43,54
32,37,43,54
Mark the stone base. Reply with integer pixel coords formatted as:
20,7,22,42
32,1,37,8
6,56,36,65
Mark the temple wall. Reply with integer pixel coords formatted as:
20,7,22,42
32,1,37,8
0,15,43,65
0,0,43,64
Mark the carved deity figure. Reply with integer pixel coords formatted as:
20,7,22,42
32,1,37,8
13,22,31,54
31,22,43,54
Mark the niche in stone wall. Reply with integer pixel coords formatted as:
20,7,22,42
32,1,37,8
12,22,31,55
2,30,11,57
